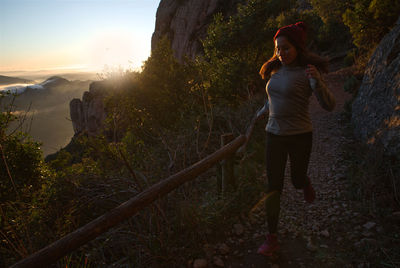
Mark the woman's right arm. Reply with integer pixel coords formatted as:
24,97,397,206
311,77,336,112
306,64,336,112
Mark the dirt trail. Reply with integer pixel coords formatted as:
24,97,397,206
222,70,360,267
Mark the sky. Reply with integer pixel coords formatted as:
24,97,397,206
0,0,160,73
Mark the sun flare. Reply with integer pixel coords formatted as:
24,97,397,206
86,29,148,72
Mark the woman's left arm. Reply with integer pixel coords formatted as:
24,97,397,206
306,64,336,111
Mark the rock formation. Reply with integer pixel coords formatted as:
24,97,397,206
151,0,244,61
70,81,107,136
351,16,400,155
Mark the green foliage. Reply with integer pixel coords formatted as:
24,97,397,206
200,0,343,105
343,0,400,52
0,134,44,201
343,49,357,66
308,0,352,51
343,75,361,94
201,0,296,104
136,37,195,129
101,37,201,148
316,18,352,51
0,93,56,265
0,93,46,203
309,0,348,22
342,74,362,120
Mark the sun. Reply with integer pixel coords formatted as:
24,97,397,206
86,28,149,72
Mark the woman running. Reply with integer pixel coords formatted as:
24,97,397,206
256,21,336,256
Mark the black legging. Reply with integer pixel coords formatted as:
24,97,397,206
265,131,312,233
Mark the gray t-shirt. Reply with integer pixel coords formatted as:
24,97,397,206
265,65,335,135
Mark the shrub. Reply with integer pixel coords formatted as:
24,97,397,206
343,0,400,53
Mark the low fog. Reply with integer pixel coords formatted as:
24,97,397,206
2,75,95,156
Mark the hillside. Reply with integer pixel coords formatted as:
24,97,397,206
2,0,400,267
0,74,34,85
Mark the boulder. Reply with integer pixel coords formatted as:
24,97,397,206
351,16,400,155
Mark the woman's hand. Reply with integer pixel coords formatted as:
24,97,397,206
305,64,321,80
256,101,269,120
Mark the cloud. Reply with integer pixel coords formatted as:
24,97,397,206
0,83,33,94
27,84,45,90
0,83,48,94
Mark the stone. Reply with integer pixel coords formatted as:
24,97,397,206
306,240,318,252
363,222,376,230
387,211,400,223
213,256,225,267
203,244,214,258
233,223,245,236
351,16,400,155
253,232,263,239
193,258,208,268
362,231,374,237
354,238,378,248
392,211,400,217
392,211,400,220
320,230,330,237
218,243,230,255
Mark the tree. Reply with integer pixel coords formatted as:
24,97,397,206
135,37,194,130
201,0,323,105
308,0,352,52
343,0,400,53
0,93,45,203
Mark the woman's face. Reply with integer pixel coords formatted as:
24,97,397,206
275,36,298,66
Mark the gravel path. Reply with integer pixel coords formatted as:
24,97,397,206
192,69,400,268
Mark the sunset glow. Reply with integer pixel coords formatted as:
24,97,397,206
85,28,148,72
0,0,160,73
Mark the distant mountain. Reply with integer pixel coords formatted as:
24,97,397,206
1,76,75,94
0,75,34,85
24,76,70,92
40,76,69,87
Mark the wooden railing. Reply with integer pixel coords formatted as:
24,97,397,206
11,111,262,268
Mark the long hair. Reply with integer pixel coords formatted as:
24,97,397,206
259,34,328,80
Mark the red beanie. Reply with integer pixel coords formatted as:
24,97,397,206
274,22,307,48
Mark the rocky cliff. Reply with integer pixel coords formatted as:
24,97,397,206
151,0,244,61
68,0,244,137
70,81,107,136
351,16,400,155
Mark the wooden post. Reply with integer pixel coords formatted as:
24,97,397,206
11,135,246,268
221,133,235,193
